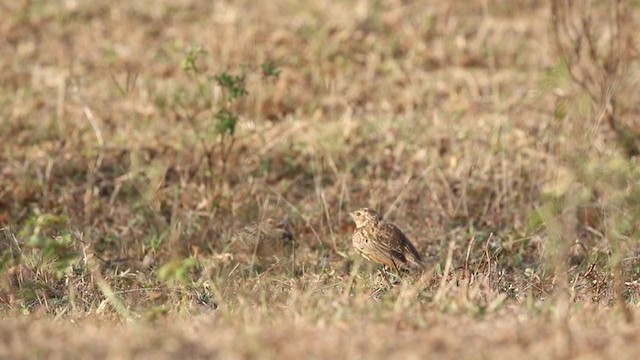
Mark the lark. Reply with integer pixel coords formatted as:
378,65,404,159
229,218,294,263
350,207,424,274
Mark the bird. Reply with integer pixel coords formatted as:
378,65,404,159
229,218,294,263
350,207,424,274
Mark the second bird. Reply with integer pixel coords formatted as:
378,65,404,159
350,207,425,274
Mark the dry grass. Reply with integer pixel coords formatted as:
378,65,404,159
1,0,640,358
2,306,640,359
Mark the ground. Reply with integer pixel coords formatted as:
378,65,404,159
1,0,640,358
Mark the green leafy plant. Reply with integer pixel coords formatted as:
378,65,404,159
180,45,207,73
0,249,12,272
28,234,78,278
145,232,166,253
16,214,78,279
157,257,201,286
213,73,248,100
261,62,281,79
172,45,284,205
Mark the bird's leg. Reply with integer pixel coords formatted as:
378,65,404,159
390,259,403,280
379,267,394,287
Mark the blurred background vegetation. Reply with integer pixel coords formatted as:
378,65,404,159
1,0,640,357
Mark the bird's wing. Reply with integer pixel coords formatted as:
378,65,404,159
353,228,396,268
379,222,424,269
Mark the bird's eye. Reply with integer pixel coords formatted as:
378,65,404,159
356,211,361,216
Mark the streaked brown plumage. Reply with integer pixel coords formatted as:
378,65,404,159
350,207,424,273
230,218,294,263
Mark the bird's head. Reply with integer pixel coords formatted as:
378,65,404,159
349,207,381,228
